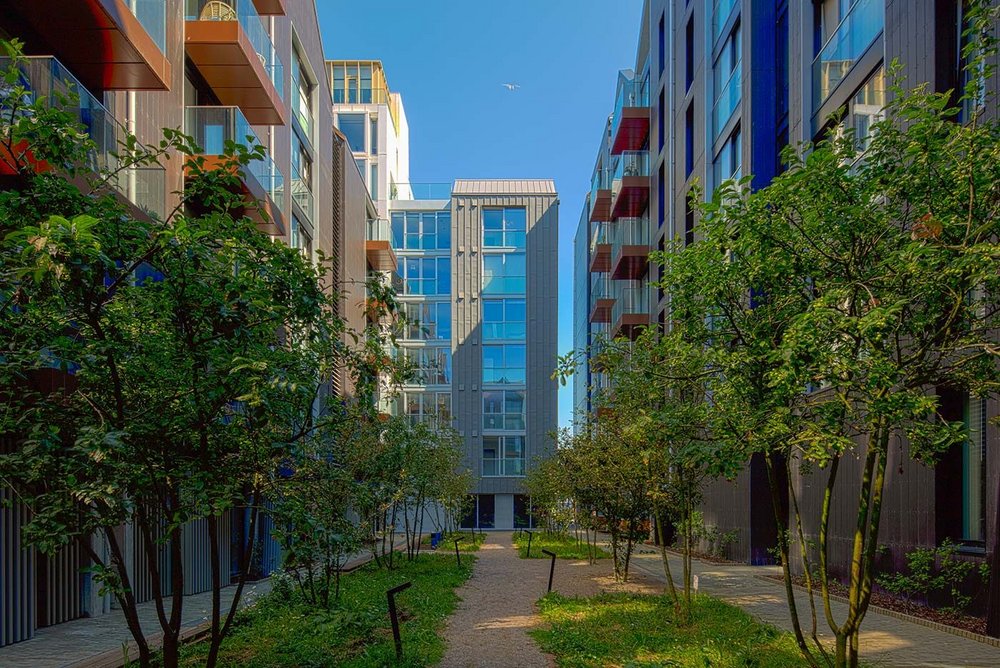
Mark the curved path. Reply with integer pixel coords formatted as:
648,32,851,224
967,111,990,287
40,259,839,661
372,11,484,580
438,531,659,668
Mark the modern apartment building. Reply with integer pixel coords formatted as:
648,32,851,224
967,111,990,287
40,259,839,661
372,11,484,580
0,0,381,648
328,60,411,216
383,181,558,530
577,0,998,578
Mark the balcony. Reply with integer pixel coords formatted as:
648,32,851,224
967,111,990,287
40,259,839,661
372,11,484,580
250,0,285,14
0,0,170,91
589,167,612,223
712,60,742,139
589,274,614,324
611,217,650,280
813,0,884,110
611,283,650,340
184,106,285,234
366,218,398,272
184,0,287,126
589,221,610,273
0,56,165,219
290,159,313,223
611,72,650,155
391,182,453,200
611,151,650,220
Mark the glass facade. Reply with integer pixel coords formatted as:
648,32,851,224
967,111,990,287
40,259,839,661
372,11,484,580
483,344,526,384
400,347,451,385
337,113,366,152
483,390,526,431
391,211,452,250
403,301,451,341
813,0,884,108
483,299,526,340
483,207,527,248
482,435,526,477
399,391,452,429
398,257,451,296
482,253,526,295
963,395,987,543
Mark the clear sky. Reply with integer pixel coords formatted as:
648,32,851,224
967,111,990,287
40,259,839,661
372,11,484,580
317,0,645,429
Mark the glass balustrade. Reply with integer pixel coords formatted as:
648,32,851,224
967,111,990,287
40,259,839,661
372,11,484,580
813,0,884,109
712,0,739,43
185,0,284,98
185,106,284,211
367,217,392,242
127,0,167,53
611,71,649,142
391,183,452,200
5,56,165,217
612,283,650,326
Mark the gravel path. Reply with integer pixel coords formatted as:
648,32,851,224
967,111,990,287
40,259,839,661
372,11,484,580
437,531,660,668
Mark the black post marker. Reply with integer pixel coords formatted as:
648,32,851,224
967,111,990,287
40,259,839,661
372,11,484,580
526,530,533,558
387,581,413,660
542,549,556,593
454,536,464,567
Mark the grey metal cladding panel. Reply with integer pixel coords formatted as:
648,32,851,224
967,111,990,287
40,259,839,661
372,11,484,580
453,180,557,195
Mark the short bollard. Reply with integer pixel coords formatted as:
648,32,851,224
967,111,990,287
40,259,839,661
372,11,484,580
542,549,557,593
387,581,412,660
525,530,534,558
454,536,464,567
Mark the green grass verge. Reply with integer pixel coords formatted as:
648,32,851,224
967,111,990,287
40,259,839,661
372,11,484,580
513,531,607,559
420,530,485,552
179,554,474,668
531,592,805,668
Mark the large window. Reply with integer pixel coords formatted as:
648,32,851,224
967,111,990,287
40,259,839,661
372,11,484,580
289,214,312,260
399,391,452,429
963,395,987,542
483,390,525,430
292,56,314,142
391,211,451,251
337,113,366,152
370,162,378,197
847,68,884,152
483,344,525,384
482,252,525,295
482,435,525,477
403,301,451,340
400,347,451,385
713,126,742,186
483,298,526,340
483,207,526,248
399,257,451,296
370,116,378,154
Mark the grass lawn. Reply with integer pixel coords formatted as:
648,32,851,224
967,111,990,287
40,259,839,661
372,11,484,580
420,530,486,552
513,531,607,560
532,592,805,668
179,553,474,667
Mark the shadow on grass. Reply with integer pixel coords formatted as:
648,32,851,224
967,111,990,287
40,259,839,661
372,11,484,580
531,592,806,667
178,554,475,668
513,531,608,560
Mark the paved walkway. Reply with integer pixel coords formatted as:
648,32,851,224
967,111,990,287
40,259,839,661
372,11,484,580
438,532,553,668
623,543,1000,667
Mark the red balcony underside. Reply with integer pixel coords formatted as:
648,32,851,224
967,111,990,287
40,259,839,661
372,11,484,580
589,189,612,223
589,297,614,324
613,313,649,340
612,246,649,280
185,20,288,126
184,156,285,236
589,243,611,273
611,107,650,155
0,0,170,91
611,178,650,219
253,0,286,14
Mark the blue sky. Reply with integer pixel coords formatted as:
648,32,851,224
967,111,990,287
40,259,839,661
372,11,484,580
317,0,645,428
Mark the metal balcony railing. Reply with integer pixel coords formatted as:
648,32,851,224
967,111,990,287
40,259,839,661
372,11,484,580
813,0,884,109
185,0,284,98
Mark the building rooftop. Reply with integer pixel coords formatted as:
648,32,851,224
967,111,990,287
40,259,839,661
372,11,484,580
452,179,557,196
